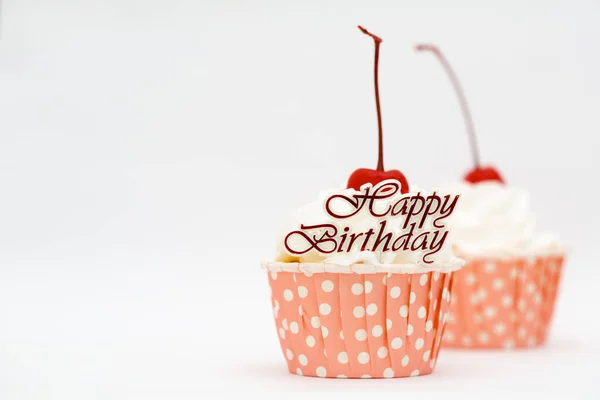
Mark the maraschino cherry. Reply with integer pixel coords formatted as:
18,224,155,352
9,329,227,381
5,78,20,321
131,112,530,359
347,26,410,193
415,44,504,184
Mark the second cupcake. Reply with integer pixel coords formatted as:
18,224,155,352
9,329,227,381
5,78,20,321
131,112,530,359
416,44,567,349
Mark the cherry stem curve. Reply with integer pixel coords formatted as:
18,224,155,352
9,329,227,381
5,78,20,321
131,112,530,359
359,25,385,172
415,44,481,168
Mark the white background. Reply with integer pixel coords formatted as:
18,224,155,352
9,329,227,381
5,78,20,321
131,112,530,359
1,1,599,399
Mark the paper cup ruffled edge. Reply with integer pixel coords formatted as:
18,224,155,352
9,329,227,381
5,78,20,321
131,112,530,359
261,257,465,275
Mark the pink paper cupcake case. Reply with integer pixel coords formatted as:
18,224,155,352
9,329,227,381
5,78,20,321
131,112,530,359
265,263,458,378
443,252,565,349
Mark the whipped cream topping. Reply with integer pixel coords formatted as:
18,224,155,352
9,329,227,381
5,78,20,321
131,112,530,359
435,180,564,257
273,182,462,269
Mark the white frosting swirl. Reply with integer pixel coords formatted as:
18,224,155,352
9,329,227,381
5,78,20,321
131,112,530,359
273,182,460,268
436,180,563,257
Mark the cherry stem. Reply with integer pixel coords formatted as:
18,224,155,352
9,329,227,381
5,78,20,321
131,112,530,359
358,25,384,172
415,44,480,168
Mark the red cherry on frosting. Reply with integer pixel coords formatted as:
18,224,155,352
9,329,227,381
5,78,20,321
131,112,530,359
464,166,504,184
348,168,409,192
348,26,410,194
415,44,504,185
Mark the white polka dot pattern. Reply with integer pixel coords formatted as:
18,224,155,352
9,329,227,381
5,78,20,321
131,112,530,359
268,270,455,378
443,254,565,349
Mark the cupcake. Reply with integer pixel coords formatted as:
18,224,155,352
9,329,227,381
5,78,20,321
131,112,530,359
416,44,567,349
261,27,465,379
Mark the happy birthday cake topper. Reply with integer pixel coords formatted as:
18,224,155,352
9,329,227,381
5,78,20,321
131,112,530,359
284,180,460,264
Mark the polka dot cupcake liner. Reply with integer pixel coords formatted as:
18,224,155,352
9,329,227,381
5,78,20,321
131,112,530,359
443,253,566,349
267,269,455,378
